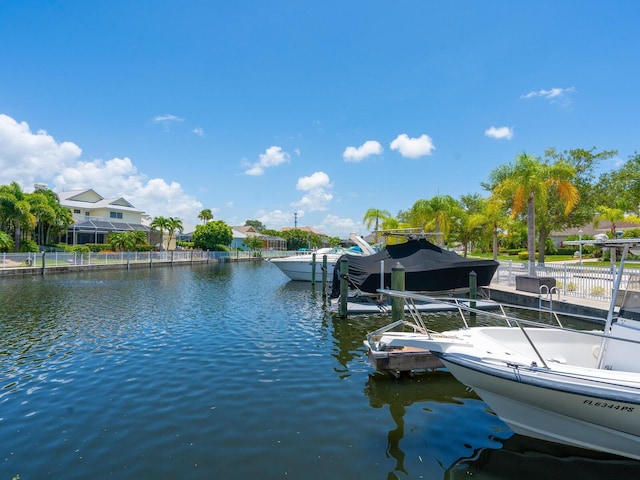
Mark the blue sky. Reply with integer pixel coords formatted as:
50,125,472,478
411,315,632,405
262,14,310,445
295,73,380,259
1,1,639,237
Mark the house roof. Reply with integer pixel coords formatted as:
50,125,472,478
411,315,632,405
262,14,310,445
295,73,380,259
71,219,150,232
58,189,144,214
233,225,258,233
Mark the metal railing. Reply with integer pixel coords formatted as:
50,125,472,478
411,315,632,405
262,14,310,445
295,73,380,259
0,249,274,270
492,260,640,302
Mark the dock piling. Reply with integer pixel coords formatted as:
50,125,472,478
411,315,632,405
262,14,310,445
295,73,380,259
469,270,477,326
339,259,349,318
391,262,405,323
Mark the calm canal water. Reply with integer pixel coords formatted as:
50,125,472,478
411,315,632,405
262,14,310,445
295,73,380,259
1,261,639,479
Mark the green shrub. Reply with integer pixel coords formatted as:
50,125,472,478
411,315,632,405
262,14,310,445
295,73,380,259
19,240,38,252
590,285,606,296
83,243,110,252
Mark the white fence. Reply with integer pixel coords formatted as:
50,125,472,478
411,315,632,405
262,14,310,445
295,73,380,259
493,260,640,302
0,250,267,269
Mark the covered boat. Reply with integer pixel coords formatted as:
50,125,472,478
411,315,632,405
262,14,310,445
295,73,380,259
330,238,498,297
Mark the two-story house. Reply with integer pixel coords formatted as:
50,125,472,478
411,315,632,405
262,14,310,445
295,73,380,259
57,189,149,246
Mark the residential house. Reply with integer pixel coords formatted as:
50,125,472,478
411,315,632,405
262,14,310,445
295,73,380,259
57,189,149,246
234,226,286,250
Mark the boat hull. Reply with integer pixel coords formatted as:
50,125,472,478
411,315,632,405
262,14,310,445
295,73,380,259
268,254,341,282
436,352,640,460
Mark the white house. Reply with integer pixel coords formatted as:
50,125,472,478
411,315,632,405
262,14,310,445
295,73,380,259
57,189,149,245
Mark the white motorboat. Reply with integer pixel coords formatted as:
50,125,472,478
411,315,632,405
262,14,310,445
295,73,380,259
268,233,375,282
365,239,640,460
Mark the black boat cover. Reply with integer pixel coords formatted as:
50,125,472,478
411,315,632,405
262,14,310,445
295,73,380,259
330,238,499,297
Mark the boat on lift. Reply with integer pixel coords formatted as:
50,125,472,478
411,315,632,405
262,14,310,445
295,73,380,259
268,233,376,282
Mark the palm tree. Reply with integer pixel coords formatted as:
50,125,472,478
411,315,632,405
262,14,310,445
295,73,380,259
594,205,640,238
110,230,148,252
149,216,169,250
593,206,640,264
408,195,458,245
166,217,184,250
198,209,213,224
484,195,509,261
490,153,579,275
27,188,74,246
0,182,34,251
363,208,391,244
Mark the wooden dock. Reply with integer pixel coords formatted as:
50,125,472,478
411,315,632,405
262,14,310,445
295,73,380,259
367,345,444,378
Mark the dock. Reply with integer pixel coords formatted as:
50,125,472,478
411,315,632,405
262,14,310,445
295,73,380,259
367,345,444,378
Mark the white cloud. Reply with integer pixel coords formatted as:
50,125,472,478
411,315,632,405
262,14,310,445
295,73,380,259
318,214,362,238
296,171,330,191
484,126,514,140
0,114,82,185
152,113,185,131
244,146,290,176
256,208,298,230
292,171,333,212
0,113,202,227
192,127,204,137
390,133,435,158
520,87,576,106
343,140,383,162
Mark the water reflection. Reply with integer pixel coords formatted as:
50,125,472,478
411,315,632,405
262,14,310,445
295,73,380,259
3,264,639,479
364,370,510,479
446,434,640,479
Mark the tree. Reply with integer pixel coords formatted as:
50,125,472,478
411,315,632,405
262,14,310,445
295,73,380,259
540,147,616,262
27,188,73,245
192,220,233,250
149,216,169,250
489,152,579,275
451,194,488,257
0,231,14,252
109,230,148,251
0,182,34,251
594,206,640,237
407,195,458,245
363,208,390,244
481,195,510,260
198,209,213,224
150,216,182,251
244,219,266,233
166,217,184,250
279,229,320,250
594,151,640,214
243,235,264,251
545,147,616,226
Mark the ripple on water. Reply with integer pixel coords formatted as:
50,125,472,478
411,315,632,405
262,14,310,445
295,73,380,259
2,263,640,479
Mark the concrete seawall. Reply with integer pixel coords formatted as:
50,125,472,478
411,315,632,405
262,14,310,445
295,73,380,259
488,284,609,319
0,256,257,277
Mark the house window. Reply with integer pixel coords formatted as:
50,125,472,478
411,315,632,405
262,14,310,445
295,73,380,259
74,209,81,214
110,212,123,219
